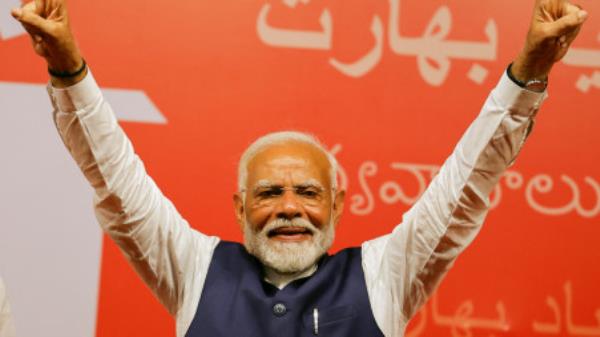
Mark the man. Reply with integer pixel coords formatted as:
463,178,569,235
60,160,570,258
0,277,16,337
11,0,588,336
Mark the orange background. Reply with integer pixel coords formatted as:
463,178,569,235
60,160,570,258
1,0,599,336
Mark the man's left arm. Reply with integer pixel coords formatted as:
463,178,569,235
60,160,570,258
360,1,588,335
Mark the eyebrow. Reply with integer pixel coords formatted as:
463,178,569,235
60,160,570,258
251,179,325,192
295,179,325,190
253,180,275,190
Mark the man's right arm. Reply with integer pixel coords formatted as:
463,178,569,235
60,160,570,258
12,1,219,334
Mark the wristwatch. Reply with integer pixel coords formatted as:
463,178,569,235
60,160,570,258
507,63,548,92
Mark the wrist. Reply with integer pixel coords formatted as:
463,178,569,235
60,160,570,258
49,58,88,88
45,38,83,74
47,54,83,75
48,58,86,77
507,62,548,93
511,50,551,83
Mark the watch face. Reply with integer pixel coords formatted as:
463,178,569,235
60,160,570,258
525,79,548,92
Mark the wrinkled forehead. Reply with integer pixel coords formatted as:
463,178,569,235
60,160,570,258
246,141,332,189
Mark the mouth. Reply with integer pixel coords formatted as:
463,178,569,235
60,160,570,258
267,226,313,242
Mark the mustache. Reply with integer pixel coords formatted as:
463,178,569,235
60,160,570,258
260,218,318,235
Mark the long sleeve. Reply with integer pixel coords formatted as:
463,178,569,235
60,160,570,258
47,72,220,336
361,73,547,336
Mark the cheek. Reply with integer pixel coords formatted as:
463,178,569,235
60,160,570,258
304,205,332,227
246,205,274,230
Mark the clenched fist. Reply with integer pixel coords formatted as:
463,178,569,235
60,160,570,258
512,0,588,83
11,0,85,87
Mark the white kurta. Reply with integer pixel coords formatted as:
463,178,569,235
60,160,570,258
48,71,546,337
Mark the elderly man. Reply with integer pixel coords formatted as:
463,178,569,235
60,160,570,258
11,0,587,336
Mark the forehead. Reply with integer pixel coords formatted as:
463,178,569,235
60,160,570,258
246,141,331,187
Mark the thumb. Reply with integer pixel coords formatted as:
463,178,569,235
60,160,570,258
546,10,588,37
13,9,52,34
10,7,23,19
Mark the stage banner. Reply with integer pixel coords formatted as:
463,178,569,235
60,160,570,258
1,0,598,336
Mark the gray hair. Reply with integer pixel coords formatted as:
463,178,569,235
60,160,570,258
238,131,338,192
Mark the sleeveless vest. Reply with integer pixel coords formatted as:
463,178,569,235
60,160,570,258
185,241,385,337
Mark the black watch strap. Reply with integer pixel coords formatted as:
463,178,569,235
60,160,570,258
507,63,548,92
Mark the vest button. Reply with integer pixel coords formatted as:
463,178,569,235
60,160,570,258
273,303,287,317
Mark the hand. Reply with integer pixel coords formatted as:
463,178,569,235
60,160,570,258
11,0,85,86
512,0,588,83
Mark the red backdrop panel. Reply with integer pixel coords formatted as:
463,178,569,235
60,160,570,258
2,0,599,336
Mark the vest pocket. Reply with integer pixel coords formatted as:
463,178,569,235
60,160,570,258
302,304,357,331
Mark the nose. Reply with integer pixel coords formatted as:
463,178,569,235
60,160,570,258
275,189,302,220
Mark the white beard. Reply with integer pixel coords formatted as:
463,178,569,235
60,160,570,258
243,217,335,274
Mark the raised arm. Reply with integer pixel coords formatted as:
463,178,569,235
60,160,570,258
11,1,219,332
360,1,588,335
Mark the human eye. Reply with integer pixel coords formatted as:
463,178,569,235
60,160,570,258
256,187,283,199
296,187,321,198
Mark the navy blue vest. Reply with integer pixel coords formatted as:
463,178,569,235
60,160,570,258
185,241,385,337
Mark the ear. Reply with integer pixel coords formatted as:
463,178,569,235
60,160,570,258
332,189,346,228
233,192,245,231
